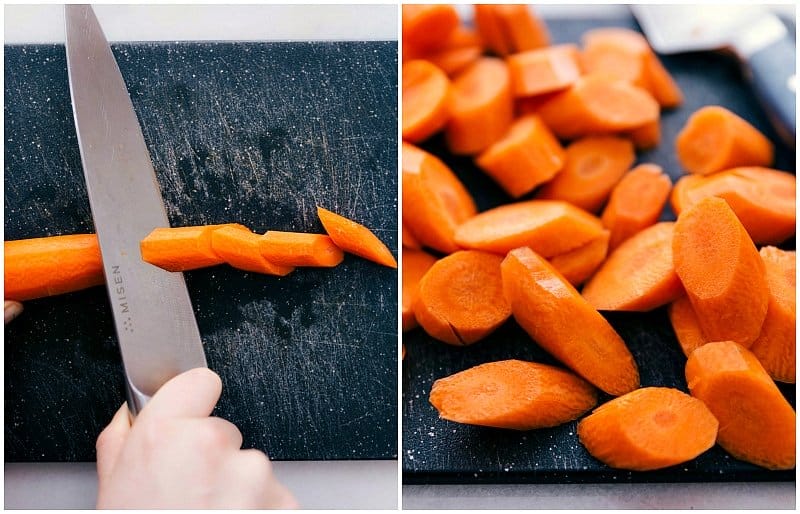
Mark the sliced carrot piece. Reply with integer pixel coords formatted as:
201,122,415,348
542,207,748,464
424,26,483,77
402,249,437,332
475,114,565,198
430,359,597,430
686,341,796,470
577,387,718,471
493,4,550,53
675,105,774,175
548,229,609,287
316,207,396,268
402,224,421,250
626,119,661,149
402,60,451,143
668,295,708,358
211,225,294,276
672,197,768,346
514,91,561,116
644,51,684,108
582,222,683,312
140,225,232,272
454,200,606,257
473,4,511,56
507,44,582,98
258,231,343,267
580,29,650,89
501,247,639,396
402,4,459,54
536,136,635,213
4,234,104,301
413,250,511,345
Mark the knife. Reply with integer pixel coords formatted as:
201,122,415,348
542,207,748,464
631,4,796,147
65,5,207,415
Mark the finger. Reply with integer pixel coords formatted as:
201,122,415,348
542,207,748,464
139,367,222,422
4,301,23,324
235,449,300,509
189,416,244,450
95,403,132,484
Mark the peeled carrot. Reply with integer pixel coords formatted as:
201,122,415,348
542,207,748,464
414,250,511,345
423,26,482,77
644,51,684,108
140,225,231,272
474,4,549,56
668,295,708,358
577,387,718,471
402,60,451,143
475,114,565,198
5,234,104,301
501,247,639,396
473,4,511,56
601,163,672,250
675,106,774,175
536,136,635,213
402,224,421,250
430,359,597,430
259,231,343,267
686,341,796,470
626,119,661,149
402,249,437,332
506,44,582,98
672,197,768,347
548,229,609,287
402,4,459,55
211,225,294,276
454,200,606,258
445,57,514,155
316,207,397,268
582,222,683,312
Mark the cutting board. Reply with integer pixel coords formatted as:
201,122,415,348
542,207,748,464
5,41,397,461
403,15,795,484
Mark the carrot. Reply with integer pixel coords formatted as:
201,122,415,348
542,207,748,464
582,222,683,312
140,225,232,272
750,247,796,383
667,295,708,358
515,91,560,117
4,234,104,301
536,74,660,140
675,106,774,175
501,247,639,396
473,4,511,57
413,250,511,345
424,27,482,77
316,207,397,268
686,341,796,470
626,119,661,149
644,51,684,108
577,387,718,471
402,142,477,253
445,57,514,155
402,60,451,143
402,4,459,55
672,197,769,346
402,224,421,250
454,199,606,258
506,44,582,98
474,5,549,56
211,225,294,276
430,359,597,430
535,136,635,213
475,114,566,198
259,231,343,267
402,249,437,332
601,163,672,250
548,229,609,287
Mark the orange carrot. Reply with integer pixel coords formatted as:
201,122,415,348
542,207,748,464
686,341,796,470
473,4,511,56
668,295,708,358
259,231,343,267
454,199,606,257
475,114,565,198
140,225,231,272
402,4,459,55
474,4,549,56
501,247,639,395
536,136,635,213
582,222,683,312
402,224,421,250
601,163,672,250
644,51,684,108
402,60,451,143
402,249,437,332
626,119,661,149
507,44,582,98
515,91,560,116
211,225,294,276
672,197,768,346
316,207,397,268
430,359,597,430
548,229,609,287
5,234,104,301
675,106,774,175
577,387,718,471
424,26,483,77
445,57,514,155
414,250,511,345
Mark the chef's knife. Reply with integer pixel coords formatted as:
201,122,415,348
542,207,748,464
631,5,796,147
65,5,207,415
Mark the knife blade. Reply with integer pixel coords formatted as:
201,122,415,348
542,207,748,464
65,4,207,415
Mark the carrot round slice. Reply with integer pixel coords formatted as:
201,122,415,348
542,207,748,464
548,229,609,287
402,249,437,332
474,4,549,56
507,44,581,98
316,207,396,268
140,225,231,272
577,387,718,471
430,359,597,430
668,295,708,358
626,119,661,149
211,225,294,276
414,250,511,345
644,51,684,108
402,4,459,54
402,224,421,250
402,60,450,143
423,26,482,77
259,231,343,268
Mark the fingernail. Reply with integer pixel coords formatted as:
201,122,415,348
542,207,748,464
4,301,23,324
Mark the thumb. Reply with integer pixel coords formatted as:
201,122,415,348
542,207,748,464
95,403,132,484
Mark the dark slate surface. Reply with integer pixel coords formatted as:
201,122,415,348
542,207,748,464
5,41,398,462
403,16,795,484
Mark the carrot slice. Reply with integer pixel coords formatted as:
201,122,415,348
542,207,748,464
626,119,661,149
582,222,683,312
140,225,232,272
430,359,597,430
5,234,104,301
445,57,514,155
549,229,609,287
454,200,606,257
601,163,672,250
577,387,718,471
473,4,511,56
413,250,511,345
507,44,582,98
501,247,639,396
402,224,421,250
424,26,482,77
259,231,343,267
668,295,708,358
536,136,635,213
474,4,549,56
402,249,437,332
402,60,451,143
475,114,566,198
211,225,294,276
644,51,684,108
402,4,459,54
316,207,397,268
675,105,774,175
686,341,796,470
672,197,768,346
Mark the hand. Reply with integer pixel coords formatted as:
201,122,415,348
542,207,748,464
95,367,298,509
4,300,23,324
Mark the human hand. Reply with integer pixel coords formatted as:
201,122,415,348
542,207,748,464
4,301,23,324
95,367,298,509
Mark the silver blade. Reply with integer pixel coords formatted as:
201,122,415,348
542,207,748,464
65,5,206,414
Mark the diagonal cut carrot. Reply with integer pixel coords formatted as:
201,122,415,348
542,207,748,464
316,207,397,268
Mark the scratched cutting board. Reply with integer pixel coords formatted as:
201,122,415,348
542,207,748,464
5,41,397,461
403,15,795,484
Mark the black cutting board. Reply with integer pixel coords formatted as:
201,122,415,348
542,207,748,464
403,15,795,484
5,41,398,462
